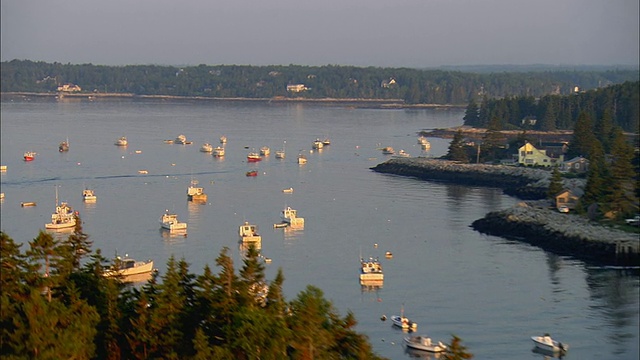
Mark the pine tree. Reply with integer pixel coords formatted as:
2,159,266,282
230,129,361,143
547,166,563,199
446,130,469,162
579,140,607,215
605,127,638,218
442,335,474,359
567,111,596,159
463,98,480,126
594,109,614,153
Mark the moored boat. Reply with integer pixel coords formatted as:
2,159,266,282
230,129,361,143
187,179,207,202
260,146,270,156
82,188,97,202
220,135,227,144
200,143,213,152
281,206,304,227
403,336,447,353
312,138,324,149
23,151,36,161
282,187,294,193
275,141,286,159
381,146,395,155
246,170,258,177
115,136,128,146
45,188,76,230
247,151,262,162
59,139,69,152
531,334,569,353
21,202,37,207
391,306,417,331
322,138,331,146
160,211,188,231
103,256,154,277
175,134,192,145
239,221,261,243
297,153,307,164
394,149,410,157
212,146,225,157
360,257,384,282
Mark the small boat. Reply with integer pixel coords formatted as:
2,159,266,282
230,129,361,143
385,251,393,259
59,139,69,152
312,138,324,149
103,256,154,277
421,142,431,151
360,257,384,282
394,149,410,158
0,165,7,171
531,334,569,353
115,136,128,146
273,222,288,228
187,179,207,202
138,170,149,174
281,206,304,227
275,141,286,159
239,221,261,243
260,146,270,156
246,170,258,177
247,151,262,162
163,139,175,144
297,154,307,164
134,150,142,154
82,188,97,202
322,138,331,146
23,151,36,161
417,136,429,145
44,188,76,230
160,212,187,231
282,187,294,193
220,135,227,144
381,146,395,155
21,202,36,207
175,134,192,145
403,336,447,353
391,306,417,331
200,143,213,152
212,146,225,157
0,192,4,200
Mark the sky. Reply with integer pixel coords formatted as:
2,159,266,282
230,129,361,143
1,0,638,68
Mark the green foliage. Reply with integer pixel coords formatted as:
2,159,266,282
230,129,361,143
446,130,469,162
0,231,385,359
442,334,474,359
548,166,564,199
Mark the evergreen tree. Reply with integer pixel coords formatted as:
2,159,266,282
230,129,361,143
578,140,607,216
604,127,638,218
594,109,614,153
446,130,469,162
539,98,557,131
567,111,596,159
547,166,563,199
463,98,480,126
442,335,474,359
481,116,505,162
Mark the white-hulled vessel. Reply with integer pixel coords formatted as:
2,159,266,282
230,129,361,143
187,179,207,202
200,143,213,152
212,146,225,157
403,336,447,353
103,256,154,277
360,257,384,282
531,334,569,353
281,206,304,227
160,211,187,231
82,188,97,202
115,136,128,146
45,188,76,230
260,146,270,156
239,221,261,243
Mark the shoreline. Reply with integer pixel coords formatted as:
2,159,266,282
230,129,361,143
0,92,465,109
371,157,639,266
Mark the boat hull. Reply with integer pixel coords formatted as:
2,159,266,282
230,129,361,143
104,260,154,277
45,221,76,230
531,336,568,352
403,336,447,353
391,315,417,331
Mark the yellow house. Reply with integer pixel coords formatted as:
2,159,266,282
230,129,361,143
517,142,563,167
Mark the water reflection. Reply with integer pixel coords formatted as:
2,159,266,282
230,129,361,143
531,346,565,359
404,347,442,359
160,228,188,242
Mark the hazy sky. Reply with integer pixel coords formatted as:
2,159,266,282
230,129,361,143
2,0,638,68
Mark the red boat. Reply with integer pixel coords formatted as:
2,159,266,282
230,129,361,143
23,151,36,161
247,152,261,162
246,170,258,177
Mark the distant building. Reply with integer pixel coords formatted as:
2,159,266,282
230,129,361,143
521,116,537,126
517,141,564,166
57,84,81,92
555,189,580,210
286,84,307,93
560,156,589,173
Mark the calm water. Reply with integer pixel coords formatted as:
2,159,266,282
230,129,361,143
1,98,638,360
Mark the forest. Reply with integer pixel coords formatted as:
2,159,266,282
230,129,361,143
1,60,638,106
0,224,389,359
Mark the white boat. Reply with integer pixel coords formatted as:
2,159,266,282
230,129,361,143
418,136,429,145
297,153,307,164
531,334,569,353
281,206,304,226
187,179,207,202
360,257,383,282
247,151,262,162
212,146,225,157
282,187,294,193
381,146,395,155
23,151,36,161
103,256,154,277
275,141,286,159
115,136,128,146
403,336,448,353
200,143,213,152
260,146,270,156
44,188,76,230
175,134,191,145
160,212,187,231
312,138,324,149
59,139,69,152
322,138,331,146
82,188,97,202
239,221,261,243
391,306,417,331
394,149,410,157
220,135,227,144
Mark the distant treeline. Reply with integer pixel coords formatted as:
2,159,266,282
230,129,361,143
1,59,638,105
463,81,640,133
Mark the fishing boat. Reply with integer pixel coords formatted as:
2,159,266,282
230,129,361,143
531,334,569,353
59,139,69,152
247,151,262,162
260,146,270,156
297,153,307,164
187,179,207,202
275,141,286,159
403,336,448,353
239,221,261,243
391,306,418,331
82,188,97,202
246,170,258,177
322,138,331,146
282,187,294,193
23,151,36,161
160,211,187,231
281,206,304,227
200,143,213,152
212,146,225,157
394,149,410,158
115,136,128,146
220,135,227,144
175,134,192,145
312,138,324,149
381,146,395,155
103,256,154,277
360,257,384,282
44,188,76,230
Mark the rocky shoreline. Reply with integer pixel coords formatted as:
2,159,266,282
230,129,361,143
371,157,639,266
